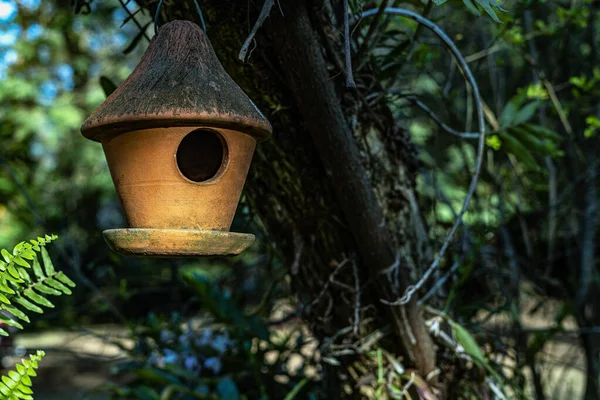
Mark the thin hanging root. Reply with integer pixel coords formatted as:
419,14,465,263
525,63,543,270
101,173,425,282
344,0,356,88
239,0,276,61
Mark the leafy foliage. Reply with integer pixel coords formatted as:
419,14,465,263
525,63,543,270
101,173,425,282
105,271,319,400
0,235,75,326
0,350,44,400
0,236,75,399
432,0,507,22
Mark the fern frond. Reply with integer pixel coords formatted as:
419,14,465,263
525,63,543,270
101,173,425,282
0,350,44,399
0,235,77,399
0,235,76,333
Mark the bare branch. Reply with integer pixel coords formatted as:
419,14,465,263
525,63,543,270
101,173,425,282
239,0,275,62
343,0,356,88
355,0,395,66
357,8,486,306
310,259,349,308
352,259,361,336
395,94,480,139
118,0,151,42
417,258,462,306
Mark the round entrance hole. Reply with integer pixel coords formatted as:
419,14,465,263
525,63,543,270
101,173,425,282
176,129,227,183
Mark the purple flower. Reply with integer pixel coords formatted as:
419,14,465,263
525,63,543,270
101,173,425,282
194,329,213,347
203,357,222,374
184,355,199,371
163,349,179,365
160,329,175,343
211,332,231,354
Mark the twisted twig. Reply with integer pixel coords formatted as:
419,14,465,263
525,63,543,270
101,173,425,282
355,8,486,306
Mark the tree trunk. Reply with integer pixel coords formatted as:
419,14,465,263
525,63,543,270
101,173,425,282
266,0,436,378
136,0,438,391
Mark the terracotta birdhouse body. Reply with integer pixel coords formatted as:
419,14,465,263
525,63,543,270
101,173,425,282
81,20,271,257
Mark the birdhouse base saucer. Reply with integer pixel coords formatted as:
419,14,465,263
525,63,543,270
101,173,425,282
103,229,255,257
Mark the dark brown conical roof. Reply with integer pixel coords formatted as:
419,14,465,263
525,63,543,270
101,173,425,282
81,20,272,141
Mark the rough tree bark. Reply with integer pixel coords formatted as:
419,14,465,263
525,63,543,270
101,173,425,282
266,0,436,377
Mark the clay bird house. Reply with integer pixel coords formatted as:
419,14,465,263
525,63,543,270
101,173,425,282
80,20,272,257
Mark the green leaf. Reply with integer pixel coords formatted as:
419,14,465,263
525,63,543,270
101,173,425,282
100,76,118,98
283,378,310,400
160,385,176,400
8,371,20,382
3,271,23,284
1,249,12,263
3,305,30,323
24,290,54,308
45,278,71,295
0,293,11,305
17,384,33,394
7,265,20,280
0,317,23,330
500,97,523,128
13,256,30,268
14,297,43,314
434,0,480,15
19,374,31,387
499,131,541,171
463,0,480,15
41,248,55,276
17,268,31,283
32,257,44,281
486,134,502,150
523,123,564,141
0,382,9,396
12,242,25,255
2,375,16,389
450,320,503,382
0,282,15,295
474,0,505,23
20,249,35,261
15,391,34,400
56,272,76,288
34,284,62,297
216,377,241,400
451,321,485,362
512,100,541,126
509,127,555,156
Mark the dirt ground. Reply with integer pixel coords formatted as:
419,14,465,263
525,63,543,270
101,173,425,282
3,325,130,400
0,303,588,400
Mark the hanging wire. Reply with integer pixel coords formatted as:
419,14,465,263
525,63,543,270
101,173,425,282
154,0,207,35
193,0,207,33
154,0,164,34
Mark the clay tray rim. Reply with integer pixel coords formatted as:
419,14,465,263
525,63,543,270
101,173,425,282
103,228,255,257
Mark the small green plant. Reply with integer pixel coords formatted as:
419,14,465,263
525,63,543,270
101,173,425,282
107,272,319,399
0,235,75,400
